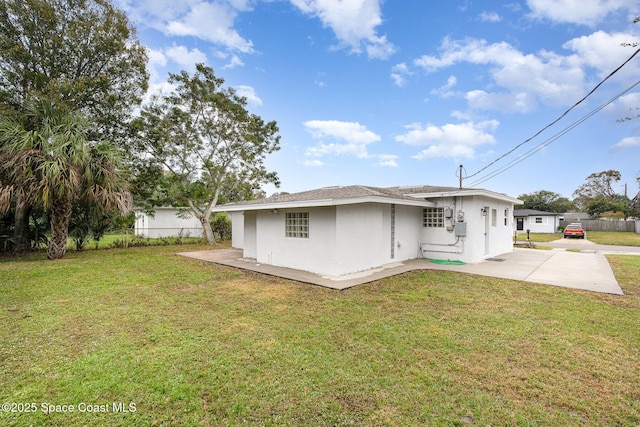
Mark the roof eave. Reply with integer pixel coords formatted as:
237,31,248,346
213,196,436,212
409,189,522,204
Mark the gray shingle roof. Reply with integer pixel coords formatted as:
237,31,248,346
232,184,462,206
514,209,561,216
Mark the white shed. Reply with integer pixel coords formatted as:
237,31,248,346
134,207,204,238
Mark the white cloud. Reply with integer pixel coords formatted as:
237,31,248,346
303,119,381,159
165,1,254,53
222,54,245,69
303,159,324,167
395,120,499,160
413,36,587,110
165,44,208,70
479,11,501,23
116,0,193,25
390,63,411,87
610,136,640,151
148,49,168,68
375,154,398,167
465,89,538,113
431,75,458,99
289,0,396,59
562,30,640,79
118,0,254,53
408,27,640,114
526,0,632,26
234,85,263,106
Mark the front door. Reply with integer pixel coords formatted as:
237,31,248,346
516,217,524,231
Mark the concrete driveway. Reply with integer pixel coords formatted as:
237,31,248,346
423,247,623,295
179,239,628,295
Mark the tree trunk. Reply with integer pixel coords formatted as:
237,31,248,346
200,214,216,245
13,195,31,253
47,198,72,260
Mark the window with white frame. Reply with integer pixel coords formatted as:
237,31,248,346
535,217,543,224
491,209,497,227
285,212,309,238
504,208,509,226
423,208,444,228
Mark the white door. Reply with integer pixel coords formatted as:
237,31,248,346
484,206,490,256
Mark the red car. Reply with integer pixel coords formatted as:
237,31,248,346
563,223,586,239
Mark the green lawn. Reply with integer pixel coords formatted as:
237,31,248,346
586,231,640,246
67,232,205,251
516,232,560,242
519,231,640,246
1,245,639,426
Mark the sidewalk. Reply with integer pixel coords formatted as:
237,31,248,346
178,246,624,295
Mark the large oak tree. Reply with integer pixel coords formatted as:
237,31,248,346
135,64,280,244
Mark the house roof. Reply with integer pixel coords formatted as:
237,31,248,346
514,209,561,217
214,184,522,212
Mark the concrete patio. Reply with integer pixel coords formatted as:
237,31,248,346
178,246,624,295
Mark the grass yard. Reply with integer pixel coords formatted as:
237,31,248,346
516,232,560,243
1,245,639,426
521,231,640,246
586,231,640,246
67,232,205,251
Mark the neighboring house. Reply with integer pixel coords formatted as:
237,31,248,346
214,185,522,277
513,209,562,233
134,207,203,238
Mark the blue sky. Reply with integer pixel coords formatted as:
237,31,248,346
116,0,640,200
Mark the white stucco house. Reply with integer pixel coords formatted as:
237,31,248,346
513,209,562,234
214,185,522,277
134,207,204,238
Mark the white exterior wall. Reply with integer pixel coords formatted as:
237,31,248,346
470,196,515,261
238,196,518,276
246,204,425,277
230,212,244,248
334,204,387,276
420,196,515,263
254,207,337,275
134,208,203,238
419,197,465,262
514,215,559,233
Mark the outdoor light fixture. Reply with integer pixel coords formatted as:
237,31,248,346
271,209,279,214
481,208,487,216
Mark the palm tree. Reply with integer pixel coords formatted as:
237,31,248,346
0,100,131,259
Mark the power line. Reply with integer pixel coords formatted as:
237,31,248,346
464,47,640,181
466,79,640,188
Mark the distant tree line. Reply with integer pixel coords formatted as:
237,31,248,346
518,169,640,219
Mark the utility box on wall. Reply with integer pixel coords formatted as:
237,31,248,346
454,222,467,237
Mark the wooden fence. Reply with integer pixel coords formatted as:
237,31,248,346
560,219,637,232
